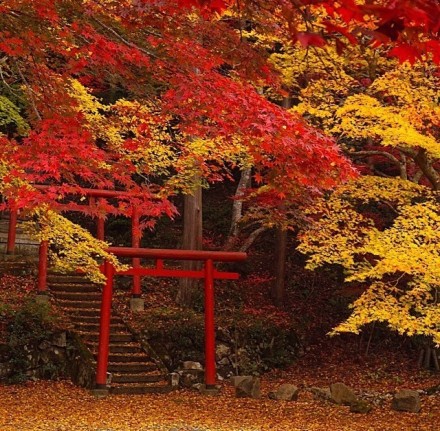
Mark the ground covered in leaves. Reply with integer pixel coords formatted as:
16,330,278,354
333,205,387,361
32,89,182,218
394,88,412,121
1,344,439,431
1,264,439,430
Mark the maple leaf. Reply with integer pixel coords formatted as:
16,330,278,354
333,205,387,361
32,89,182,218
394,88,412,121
296,32,326,48
388,43,421,64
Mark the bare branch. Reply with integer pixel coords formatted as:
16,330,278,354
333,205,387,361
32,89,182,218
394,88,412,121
351,150,401,165
239,226,266,252
92,17,159,59
15,62,42,121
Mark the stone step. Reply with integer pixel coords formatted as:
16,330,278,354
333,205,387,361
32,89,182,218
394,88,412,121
0,231,37,242
61,308,102,317
0,253,38,262
47,274,95,284
0,261,34,268
111,373,166,384
104,353,152,363
69,315,123,325
79,331,134,343
73,322,127,332
108,362,158,373
52,291,102,301
86,342,143,354
110,384,172,395
56,299,102,309
49,283,101,293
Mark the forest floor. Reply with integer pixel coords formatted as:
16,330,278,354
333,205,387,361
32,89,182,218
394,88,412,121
1,262,439,430
1,340,439,431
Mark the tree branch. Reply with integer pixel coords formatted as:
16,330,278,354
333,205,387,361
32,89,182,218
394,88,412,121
92,17,159,59
239,226,266,252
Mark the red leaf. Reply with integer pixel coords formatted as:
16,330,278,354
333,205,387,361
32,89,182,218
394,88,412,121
296,32,326,48
388,43,420,64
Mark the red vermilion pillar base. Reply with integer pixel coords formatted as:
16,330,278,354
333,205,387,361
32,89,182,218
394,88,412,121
204,259,216,388
96,261,114,388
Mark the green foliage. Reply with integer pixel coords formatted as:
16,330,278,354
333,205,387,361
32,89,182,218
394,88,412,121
139,308,205,370
139,307,300,373
231,313,300,373
0,95,29,136
4,299,64,383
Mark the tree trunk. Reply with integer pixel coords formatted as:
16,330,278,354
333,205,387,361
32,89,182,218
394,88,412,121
271,96,292,307
176,185,203,307
272,227,287,306
224,167,251,250
414,149,440,191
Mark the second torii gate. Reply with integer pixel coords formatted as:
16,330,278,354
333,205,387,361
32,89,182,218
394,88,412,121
5,187,247,391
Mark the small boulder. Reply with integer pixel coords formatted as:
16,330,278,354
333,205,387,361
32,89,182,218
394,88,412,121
310,387,332,401
179,370,204,388
350,399,372,414
182,361,203,371
269,384,300,401
169,372,180,387
391,390,421,413
230,375,252,387
426,385,440,395
215,344,231,361
235,376,260,399
218,357,230,366
330,382,358,406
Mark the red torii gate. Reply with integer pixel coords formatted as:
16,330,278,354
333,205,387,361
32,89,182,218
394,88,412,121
5,187,247,390
96,247,246,390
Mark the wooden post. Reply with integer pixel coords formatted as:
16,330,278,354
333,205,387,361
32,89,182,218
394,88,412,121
96,261,114,388
97,217,105,241
131,207,141,297
204,258,216,387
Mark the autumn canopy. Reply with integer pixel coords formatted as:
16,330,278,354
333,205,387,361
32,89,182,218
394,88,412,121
0,1,440,342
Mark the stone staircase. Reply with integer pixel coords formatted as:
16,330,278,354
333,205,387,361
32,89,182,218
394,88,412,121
48,273,173,395
0,215,39,256
0,214,174,395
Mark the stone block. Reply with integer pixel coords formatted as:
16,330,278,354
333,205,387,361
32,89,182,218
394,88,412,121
169,372,180,387
269,384,300,401
230,375,252,387
235,376,260,399
392,390,421,413
330,382,358,405
182,361,203,370
310,387,332,401
52,332,67,348
350,399,372,414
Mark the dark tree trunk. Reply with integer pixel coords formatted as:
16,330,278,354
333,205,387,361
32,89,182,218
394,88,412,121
271,96,293,307
176,185,203,307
